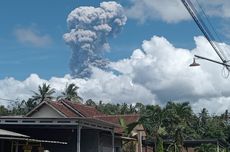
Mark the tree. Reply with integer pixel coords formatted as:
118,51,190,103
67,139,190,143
58,83,82,102
119,117,139,152
195,144,216,152
120,103,129,114
139,105,166,151
8,100,27,115
0,105,9,116
134,102,145,113
85,99,96,106
24,98,37,112
32,83,55,103
199,108,209,128
164,102,193,152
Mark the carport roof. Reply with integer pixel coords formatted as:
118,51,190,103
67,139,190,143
0,117,117,131
0,136,67,144
0,128,29,138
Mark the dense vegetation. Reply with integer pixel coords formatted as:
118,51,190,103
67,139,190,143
0,83,230,151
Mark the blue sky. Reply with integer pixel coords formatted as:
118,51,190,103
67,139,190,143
0,0,204,80
2,0,230,113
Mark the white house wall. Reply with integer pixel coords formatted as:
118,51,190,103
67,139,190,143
29,104,64,118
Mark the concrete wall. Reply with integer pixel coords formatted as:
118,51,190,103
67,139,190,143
99,133,122,152
81,129,99,152
81,129,122,152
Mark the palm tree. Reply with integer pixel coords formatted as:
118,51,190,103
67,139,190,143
164,102,193,152
32,83,55,103
58,83,82,102
137,105,166,152
85,99,96,106
25,98,37,112
195,144,216,152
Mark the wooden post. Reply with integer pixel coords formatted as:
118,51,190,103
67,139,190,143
138,131,143,152
11,141,14,152
112,131,115,152
77,126,82,152
15,141,18,152
97,131,101,152
217,140,220,152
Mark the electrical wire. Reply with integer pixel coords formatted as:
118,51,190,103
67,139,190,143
182,0,230,78
222,65,230,78
193,0,228,61
184,0,225,62
0,97,19,102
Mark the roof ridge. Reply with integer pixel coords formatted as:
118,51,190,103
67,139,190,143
94,114,140,118
68,101,97,109
60,100,85,117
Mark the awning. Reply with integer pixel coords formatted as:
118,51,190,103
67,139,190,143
0,128,29,138
0,136,67,144
0,129,67,145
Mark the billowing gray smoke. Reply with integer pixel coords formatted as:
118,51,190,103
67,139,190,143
63,1,127,78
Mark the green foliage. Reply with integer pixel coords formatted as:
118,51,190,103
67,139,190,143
32,83,55,103
93,100,230,151
122,141,136,152
0,105,9,116
24,98,37,112
119,117,128,135
96,101,143,115
85,99,96,106
58,83,82,102
195,144,216,152
1,83,230,152
156,137,164,152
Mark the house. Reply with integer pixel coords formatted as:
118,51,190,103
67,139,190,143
0,100,147,152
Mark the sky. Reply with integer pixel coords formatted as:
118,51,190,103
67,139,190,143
1,0,230,114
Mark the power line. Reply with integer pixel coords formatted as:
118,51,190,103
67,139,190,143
193,0,228,60
0,98,19,102
182,0,227,63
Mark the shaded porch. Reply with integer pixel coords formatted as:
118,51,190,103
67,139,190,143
0,117,118,152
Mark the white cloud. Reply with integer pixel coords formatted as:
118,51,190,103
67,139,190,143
2,35,230,114
192,96,230,115
14,27,52,47
125,0,230,23
125,0,190,23
0,73,156,106
198,0,230,18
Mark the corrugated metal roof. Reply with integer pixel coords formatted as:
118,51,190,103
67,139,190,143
0,129,29,138
0,136,67,145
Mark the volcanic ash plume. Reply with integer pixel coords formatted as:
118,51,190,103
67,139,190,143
63,1,127,78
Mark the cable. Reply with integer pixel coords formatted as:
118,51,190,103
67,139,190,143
194,0,228,60
0,98,19,102
182,0,230,73
222,66,230,78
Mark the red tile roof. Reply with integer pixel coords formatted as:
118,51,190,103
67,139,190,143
48,101,78,117
61,100,105,117
34,100,140,134
95,115,140,134
95,115,139,124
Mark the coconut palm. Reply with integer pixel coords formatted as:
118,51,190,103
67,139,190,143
125,105,166,152
195,144,216,152
164,102,193,152
58,83,82,102
32,83,55,103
